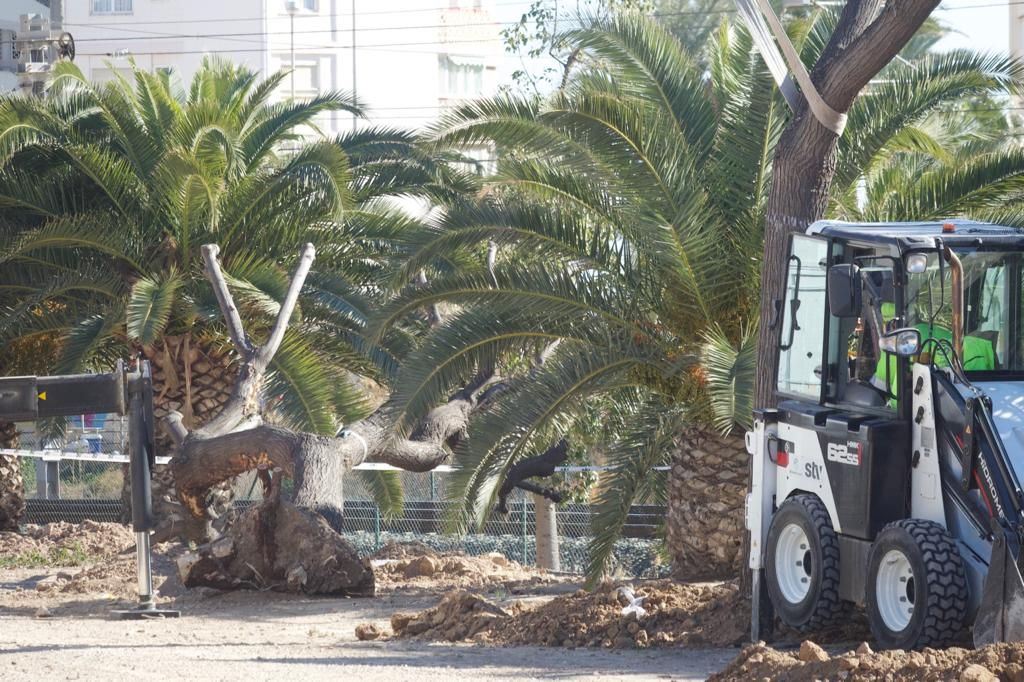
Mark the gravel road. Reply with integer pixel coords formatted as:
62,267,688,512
0,586,736,681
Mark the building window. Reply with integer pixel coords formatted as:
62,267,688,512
439,56,484,98
92,0,133,15
303,0,318,10
292,61,320,93
30,48,45,63
32,81,44,96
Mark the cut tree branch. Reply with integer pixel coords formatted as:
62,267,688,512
254,243,316,373
193,244,316,439
201,244,252,356
496,438,569,514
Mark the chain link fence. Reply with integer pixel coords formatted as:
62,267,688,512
13,420,668,578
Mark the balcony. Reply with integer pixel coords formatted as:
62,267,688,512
17,63,52,74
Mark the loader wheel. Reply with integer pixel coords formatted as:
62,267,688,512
765,495,843,631
866,519,967,650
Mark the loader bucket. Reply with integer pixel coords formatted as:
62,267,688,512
973,531,1024,646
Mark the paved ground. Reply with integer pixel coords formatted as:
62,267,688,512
0,586,736,681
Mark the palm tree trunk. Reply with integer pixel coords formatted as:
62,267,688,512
665,427,747,580
0,421,25,531
121,335,237,542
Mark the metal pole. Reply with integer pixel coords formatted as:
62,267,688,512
290,10,295,100
351,0,357,132
521,494,528,564
374,504,381,551
136,530,154,606
114,360,178,619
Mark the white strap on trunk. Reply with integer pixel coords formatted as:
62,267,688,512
733,0,847,136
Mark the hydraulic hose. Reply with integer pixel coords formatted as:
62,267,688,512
944,246,965,362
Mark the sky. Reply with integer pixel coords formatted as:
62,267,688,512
486,0,1014,93
933,0,1010,53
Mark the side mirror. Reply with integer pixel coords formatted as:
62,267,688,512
827,264,861,318
879,327,921,357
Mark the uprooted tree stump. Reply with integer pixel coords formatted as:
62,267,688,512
176,474,375,595
168,243,513,596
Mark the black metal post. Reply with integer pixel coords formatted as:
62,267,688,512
114,360,179,619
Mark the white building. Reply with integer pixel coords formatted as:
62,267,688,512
0,0,51,94
62,0,502,133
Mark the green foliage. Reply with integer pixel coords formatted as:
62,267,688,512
127,270,182,345
356,470,405,520
0,59,473,430
586,399,674,585
0,542,92,569
383,12,1024,580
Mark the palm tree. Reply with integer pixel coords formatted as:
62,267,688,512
370,12,1024,581
0,59,465,535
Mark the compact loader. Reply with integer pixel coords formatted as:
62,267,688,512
747,220,1024,649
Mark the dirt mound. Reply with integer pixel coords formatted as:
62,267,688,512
371,541,440,560
0,521,134,562
710,640,1024,681
391,592,513,641
391,580,757,648
373,551,551,590
489,580,749,648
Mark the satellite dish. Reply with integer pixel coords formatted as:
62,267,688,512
57,32,75,61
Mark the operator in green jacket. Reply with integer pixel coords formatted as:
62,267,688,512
874,302,995,396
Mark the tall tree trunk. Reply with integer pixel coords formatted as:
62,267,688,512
122,335,238,542
0,422,25,531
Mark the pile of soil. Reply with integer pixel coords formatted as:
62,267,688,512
390,592,513,642
1,522,186,609
711,640,1024,681
371,541,440,561
385,580,872,650
388,580,746,648
0,521,134,560
372,547,553,591
487,580,749,648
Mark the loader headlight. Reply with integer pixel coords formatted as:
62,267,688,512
879,327,922,357
906,253,929,274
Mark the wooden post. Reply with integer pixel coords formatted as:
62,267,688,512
533,493,560,571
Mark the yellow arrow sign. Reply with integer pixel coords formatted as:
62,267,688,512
38,391,46,401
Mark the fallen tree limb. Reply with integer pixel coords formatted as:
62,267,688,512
166,242,503,593
497,438,569,514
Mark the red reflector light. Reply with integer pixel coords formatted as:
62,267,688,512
775,450,789,467
942,222,956,233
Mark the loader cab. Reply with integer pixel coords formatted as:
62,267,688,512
776,224,1023,418
775,233,913,419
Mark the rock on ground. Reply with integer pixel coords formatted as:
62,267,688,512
710,641,1024,681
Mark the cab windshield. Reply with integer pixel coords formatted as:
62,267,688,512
905,250,1022,373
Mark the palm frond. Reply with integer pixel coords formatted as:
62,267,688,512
586,399,674,585
700,322,757,434
356,469,404,520
127,269,182,345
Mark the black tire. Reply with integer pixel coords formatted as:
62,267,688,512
865,519,967,650
765,494,843,631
